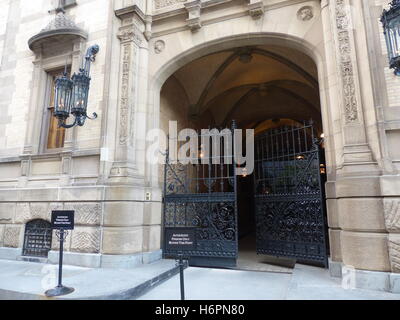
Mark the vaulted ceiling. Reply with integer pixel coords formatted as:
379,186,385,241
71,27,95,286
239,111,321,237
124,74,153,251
163,44,322,132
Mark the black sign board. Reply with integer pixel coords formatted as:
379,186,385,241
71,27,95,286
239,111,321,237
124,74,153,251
165,228,196,253
51,211,75,230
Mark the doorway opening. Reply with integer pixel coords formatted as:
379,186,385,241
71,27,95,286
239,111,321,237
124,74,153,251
160,43,329,272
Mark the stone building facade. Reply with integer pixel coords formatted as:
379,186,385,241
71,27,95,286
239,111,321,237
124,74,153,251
0,0,399,293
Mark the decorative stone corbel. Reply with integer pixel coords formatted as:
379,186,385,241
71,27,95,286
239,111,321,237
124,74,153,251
184,0,202,32
248,0,264,19
144,15,152,41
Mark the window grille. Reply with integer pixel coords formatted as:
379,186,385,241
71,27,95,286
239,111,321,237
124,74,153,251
22,220,53,258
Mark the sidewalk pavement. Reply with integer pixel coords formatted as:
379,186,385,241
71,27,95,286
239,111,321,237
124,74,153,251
0,259,179,300
139,264,400,300
1,258,400,300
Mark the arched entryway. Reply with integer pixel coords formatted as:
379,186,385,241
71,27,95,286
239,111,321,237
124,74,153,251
154,34,331,271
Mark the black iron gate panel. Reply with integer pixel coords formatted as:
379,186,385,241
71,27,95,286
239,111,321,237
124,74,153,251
163,126,238,266
254,122,328,266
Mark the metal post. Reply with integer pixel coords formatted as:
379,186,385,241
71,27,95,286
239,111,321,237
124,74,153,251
58,229,64,287
45,229,74,297
178,254,185,301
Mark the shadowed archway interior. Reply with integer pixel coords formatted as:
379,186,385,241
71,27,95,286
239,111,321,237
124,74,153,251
160,44,322,134
160,44,325,272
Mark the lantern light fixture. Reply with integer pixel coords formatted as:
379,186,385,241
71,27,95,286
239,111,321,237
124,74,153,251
381,0,400,76
54,44,99,128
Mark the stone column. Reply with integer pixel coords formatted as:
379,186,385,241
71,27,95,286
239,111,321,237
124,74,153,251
108,15,143,185
321,0,390,274
99,9,158,265
330,0,376,172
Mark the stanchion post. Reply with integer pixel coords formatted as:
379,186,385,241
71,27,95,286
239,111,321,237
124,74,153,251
178,253,185,300
58,228,64,287
45,211,75,298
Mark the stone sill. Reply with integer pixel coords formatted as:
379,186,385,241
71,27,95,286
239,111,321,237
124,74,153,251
0,148,100,165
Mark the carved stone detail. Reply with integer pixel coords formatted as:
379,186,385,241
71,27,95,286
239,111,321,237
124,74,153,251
15,203,62,224
185,0,202,32
120,43,131,145
384,199,400,232
297,6,314,21
155,0,187,10
71,227,101,253
154,40,165,54
334,0,359,123
117,26,142,46
4,225,21,248
248,1,265,19
30,203,50,221
117,26,140,146
0,203,14,224
388,235,400,273
15,203,30,224
64,203,101,226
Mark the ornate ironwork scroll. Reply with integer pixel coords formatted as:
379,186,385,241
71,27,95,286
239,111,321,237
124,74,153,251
163,125,238,266
254,122,328,266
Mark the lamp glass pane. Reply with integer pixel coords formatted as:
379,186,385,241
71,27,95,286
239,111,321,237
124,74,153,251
388,15,400,58
55,76,72,117
72,74,90,114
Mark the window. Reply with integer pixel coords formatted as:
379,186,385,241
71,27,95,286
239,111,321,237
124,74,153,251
45,69,69,150
23,220,53,258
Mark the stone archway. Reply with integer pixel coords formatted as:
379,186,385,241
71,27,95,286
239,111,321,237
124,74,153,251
147,32,334,179
153,33,331,270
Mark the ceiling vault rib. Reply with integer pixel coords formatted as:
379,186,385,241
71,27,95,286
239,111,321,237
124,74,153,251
192,47,319,116
170,74,191,108
221,88,258,127
221,85,319,127
193,52,239,116
251,48,319,89
200,79,318,114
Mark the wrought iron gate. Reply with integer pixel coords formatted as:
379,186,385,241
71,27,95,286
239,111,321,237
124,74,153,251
254,121,328,266
163,125,238,267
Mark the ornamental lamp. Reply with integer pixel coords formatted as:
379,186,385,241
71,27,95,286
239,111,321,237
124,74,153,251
71,71,91,120
381,0,400,76
54,44,99,128
54,72,73,122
